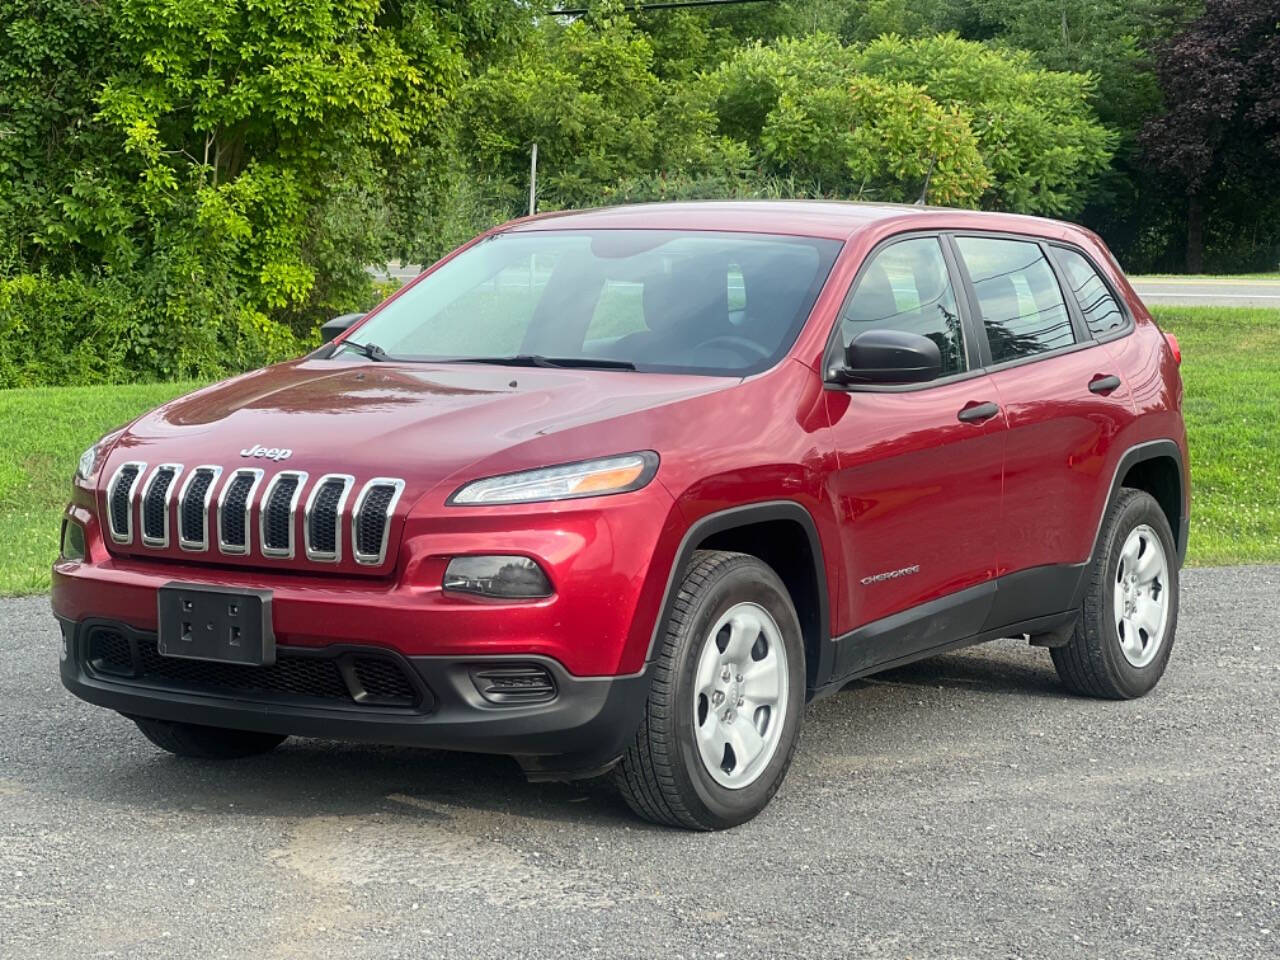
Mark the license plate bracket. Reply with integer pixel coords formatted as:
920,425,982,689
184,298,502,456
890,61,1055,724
157,583,275,666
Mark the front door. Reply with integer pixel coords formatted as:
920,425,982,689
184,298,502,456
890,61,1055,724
823,235,1007,679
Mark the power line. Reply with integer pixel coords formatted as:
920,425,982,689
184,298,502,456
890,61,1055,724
551,0,778,17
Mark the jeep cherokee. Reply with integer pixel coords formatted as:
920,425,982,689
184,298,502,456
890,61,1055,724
55,201,1189,829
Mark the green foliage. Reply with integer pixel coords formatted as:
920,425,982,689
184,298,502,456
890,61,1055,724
761,76,989,205
853,34,1115,214
0,0,503,386
697,32,1110,214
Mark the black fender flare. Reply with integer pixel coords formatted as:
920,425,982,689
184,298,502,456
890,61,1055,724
645,500,833,691
1088,438,1188,566
1066,438,1188,612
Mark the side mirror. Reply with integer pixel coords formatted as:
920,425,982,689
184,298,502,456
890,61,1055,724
830,329,942,385
320,312,366,344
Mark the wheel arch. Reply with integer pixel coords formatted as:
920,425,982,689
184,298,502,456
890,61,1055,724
648,501,833,693
1095,440,1188,567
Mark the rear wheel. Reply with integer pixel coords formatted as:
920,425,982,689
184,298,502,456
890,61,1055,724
615,550,805,830
132,716,287,759
1052,489,1179,699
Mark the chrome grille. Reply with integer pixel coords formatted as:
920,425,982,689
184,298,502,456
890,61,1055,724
352,478,405,566
178,466,222,551
304,474,354,562
218,468,263,554
104,463,402,567
259,471,307,559
107,462,146,543
140,464,182,548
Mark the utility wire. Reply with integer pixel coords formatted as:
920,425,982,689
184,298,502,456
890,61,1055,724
551,0,777,17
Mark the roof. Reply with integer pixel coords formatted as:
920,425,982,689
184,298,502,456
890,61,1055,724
504,200,1084,243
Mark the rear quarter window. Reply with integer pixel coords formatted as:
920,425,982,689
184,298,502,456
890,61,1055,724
1055,247,1128,337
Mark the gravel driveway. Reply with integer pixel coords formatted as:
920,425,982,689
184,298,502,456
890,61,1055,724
2,566,1277,959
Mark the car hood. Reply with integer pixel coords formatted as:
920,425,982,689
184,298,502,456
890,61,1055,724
108,358,732,493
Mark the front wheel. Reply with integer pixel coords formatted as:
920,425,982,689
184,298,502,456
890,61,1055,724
615,550,805,830
1052,489,1179,699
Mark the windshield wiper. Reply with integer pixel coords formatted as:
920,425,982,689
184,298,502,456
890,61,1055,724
449,355,636,370
341,340,393,362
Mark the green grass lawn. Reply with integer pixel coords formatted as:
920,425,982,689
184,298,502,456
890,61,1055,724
0,382,201,594
0,306,1276,594
1150,306,1280,565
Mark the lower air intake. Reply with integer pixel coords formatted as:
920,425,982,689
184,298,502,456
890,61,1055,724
469,664,558,705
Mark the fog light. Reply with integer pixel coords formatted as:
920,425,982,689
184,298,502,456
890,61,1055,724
60,519,86,562
443,555,552,599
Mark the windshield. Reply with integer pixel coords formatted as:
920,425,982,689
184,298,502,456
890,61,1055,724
345,230,842,375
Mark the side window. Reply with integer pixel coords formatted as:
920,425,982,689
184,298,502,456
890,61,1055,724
956,236,1075,364
1055,247,1126,336
837,237,967,376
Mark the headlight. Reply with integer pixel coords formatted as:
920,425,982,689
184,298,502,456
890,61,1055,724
75,428,123,482
448,452,659,506
76,444,99,481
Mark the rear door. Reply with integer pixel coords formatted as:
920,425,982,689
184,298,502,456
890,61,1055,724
949,234,1137,623
823,234,1006,678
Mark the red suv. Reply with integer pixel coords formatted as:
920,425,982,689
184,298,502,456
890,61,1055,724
55,202,1188,829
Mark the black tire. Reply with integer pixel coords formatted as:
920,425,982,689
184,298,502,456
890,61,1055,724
615,550,805,830
132,716,288,759
1051,489,1179,699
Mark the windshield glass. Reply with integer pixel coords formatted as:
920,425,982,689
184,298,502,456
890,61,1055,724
345,230,842,375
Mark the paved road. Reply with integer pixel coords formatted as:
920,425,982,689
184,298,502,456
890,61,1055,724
1130,277,1280,308
3,567,1277,959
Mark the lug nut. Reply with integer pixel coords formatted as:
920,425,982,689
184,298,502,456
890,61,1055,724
721,667,731,682
737,697,744,707
712,691,724,705
736,674,743,683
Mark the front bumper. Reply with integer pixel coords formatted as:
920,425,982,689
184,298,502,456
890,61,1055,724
57,617,651,780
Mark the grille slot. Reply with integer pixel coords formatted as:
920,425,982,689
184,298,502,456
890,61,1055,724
83,627,424,710
141,465,182,548
218,469,262,554
107,462,145,543
352,478,404,565
86,628,133,676
178,466,221,551
260,471,306,558
350,657,418,705
304,474,354,562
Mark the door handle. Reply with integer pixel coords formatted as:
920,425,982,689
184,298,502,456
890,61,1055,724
1089,374,1122,394
957,401,1000,423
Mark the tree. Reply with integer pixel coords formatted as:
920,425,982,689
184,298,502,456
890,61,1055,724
761,77,989,206
699,33,1112,215
853,34,1115,216
0,0,515,386
1142,0,1280,271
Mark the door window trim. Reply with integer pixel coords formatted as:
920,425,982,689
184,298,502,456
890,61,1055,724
821,230,988,394
824,228,1138,392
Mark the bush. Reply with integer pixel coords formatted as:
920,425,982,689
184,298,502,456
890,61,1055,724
0,267,305,389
